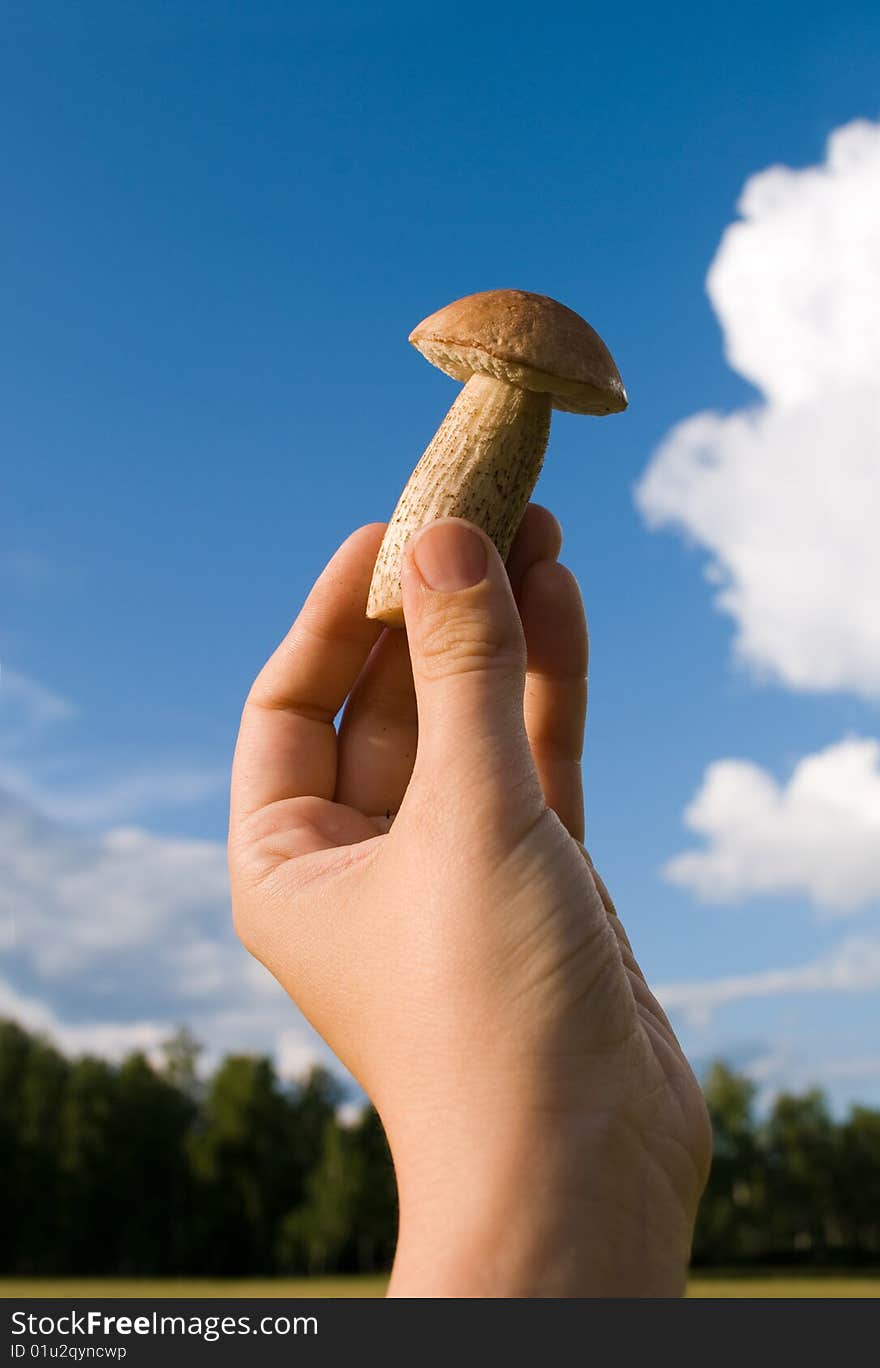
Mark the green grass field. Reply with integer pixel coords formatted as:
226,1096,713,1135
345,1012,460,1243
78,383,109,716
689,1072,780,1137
1,1273,877,1298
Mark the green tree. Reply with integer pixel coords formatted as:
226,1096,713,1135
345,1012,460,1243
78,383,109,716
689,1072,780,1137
345,1106,397,1272
57,1056,121,1272
0,1023,70,1273
278,1119,357,1274
836,1106,880,1260
114,1052,197,1273
187,1054,302,1274
278,1105,397,1275
692,1061,766,1264
12,1016,879,1277
0,1020,31,1269
761,1090,837,1260
288,1066,344,1188
160,1026,203,1102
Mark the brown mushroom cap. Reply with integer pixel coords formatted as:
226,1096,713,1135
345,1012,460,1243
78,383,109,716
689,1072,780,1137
409,288,627,416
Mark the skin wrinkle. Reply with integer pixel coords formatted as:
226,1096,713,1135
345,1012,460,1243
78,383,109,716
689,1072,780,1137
245,693,336,724
286,613,380,660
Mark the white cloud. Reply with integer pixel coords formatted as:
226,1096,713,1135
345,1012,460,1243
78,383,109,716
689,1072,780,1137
337,1100,368,1128
665,736,880,912
746,1047,880,1090
277,1031,330,1083
0,661,225,824
0,787,338,1083
657,935,880,1028
636,119,880,699
0,978,168,1064
1,795,230,975
0,972,336,1084
0,666,77,728
0,664,334,1083
0,759,228,825
735,1046,880,1115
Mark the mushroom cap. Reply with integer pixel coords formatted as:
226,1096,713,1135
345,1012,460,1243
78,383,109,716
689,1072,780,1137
409,288,627,416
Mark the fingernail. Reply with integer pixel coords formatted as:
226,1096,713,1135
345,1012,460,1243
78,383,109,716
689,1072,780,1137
412,521,488,591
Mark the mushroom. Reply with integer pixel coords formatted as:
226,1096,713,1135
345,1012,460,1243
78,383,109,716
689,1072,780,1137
366,288,627,627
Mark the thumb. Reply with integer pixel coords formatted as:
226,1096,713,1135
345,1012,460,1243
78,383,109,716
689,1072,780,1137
401,517,542,810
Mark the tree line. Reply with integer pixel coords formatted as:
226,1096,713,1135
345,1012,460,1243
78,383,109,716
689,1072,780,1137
1,1018,878,1275
0,1020,395,1277
694,1060,880,1266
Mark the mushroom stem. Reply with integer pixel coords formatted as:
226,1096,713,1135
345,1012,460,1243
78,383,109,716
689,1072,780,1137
367,373,552,627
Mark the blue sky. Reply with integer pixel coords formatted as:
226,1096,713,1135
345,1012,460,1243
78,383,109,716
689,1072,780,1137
3,1,880,1112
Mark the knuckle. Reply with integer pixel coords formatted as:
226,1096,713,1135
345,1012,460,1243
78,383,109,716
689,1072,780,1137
415,607,524,682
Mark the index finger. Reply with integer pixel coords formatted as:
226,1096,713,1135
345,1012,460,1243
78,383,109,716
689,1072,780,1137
231,523,386,824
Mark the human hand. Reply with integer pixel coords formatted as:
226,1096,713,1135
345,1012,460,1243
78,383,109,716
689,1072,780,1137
228,507,711,1297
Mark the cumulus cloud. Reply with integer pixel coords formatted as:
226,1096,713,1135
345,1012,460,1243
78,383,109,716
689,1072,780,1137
0,787,336,1082
636,119,880,698
657,934,880,1028
0,978,168,1064
0,666,334,1081
665,736,880,911
1,793,230,976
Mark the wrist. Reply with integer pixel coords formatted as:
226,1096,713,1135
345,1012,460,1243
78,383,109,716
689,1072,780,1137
386,1111,693,1298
